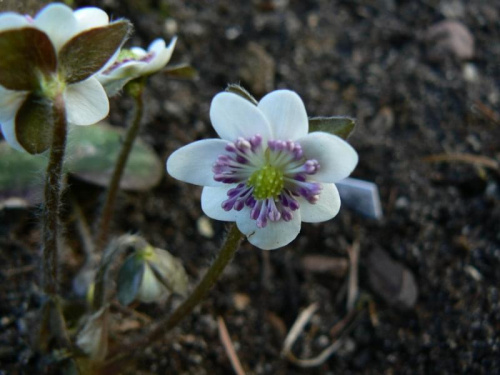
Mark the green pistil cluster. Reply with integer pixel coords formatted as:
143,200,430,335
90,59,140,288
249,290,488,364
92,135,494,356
39,73,66,100
247,164,284,200
117,48,139,62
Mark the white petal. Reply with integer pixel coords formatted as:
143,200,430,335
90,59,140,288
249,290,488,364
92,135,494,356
0,13,30,31
299,183,340,223
64,77,109,125
130,46,148,57
97,75,133,97
143,37,177,74
73,7,109,32
297,132,358,183
166,139,228,187
201,186,240,221
236,210,302,250
0,86,27,123
210,92,272,142
137,264,168,303
258,90,308,140
1,118,25,152
34,3,78,51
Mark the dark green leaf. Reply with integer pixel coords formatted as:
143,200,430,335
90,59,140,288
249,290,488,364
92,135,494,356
15,93,53,154
163,63,199,80
117,255,145,306
0,28,56,90
308,116,356,139
0,140,45,207
59,20,132,84
225,83,258,105
66,122,163,191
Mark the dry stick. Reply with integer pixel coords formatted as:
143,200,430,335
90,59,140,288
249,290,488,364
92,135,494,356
95,81,145,252
43,93,68,295
346,240,360,312
218,316,247,375
106,224,244,363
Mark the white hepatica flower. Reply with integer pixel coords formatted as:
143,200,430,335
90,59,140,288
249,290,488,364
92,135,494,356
167,90,359,250
97,37,177,96
0,3,129,153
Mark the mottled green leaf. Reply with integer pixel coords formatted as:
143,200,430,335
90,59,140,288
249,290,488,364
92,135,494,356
66,122,163,191
15,93,53,154
163,63,199,80
225,83,258,105
308,116,356,139
59,20,131,84
0,140,45,207
117,255,145,306
0,28,56,90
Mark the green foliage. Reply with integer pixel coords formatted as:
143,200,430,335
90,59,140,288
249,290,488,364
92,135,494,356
164,64,199,80
117,254,145,306
67,123,163,191
225,83,258,105
0,122,163,207
0,28,56,90
15,93,54,154
308,116,356,139
59,21,132,84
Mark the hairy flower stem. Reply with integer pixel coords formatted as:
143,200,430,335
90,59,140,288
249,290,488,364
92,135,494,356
43,93,68,296
38,94,72,354
95,80,145,252
106,224,244,364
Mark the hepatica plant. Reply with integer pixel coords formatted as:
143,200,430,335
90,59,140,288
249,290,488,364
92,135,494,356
0,2,360,371
0,3,130,154
167,90,358,249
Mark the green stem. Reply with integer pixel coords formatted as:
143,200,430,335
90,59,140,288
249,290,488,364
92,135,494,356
107,224,244,362
42,93,67,295
95,81,145,252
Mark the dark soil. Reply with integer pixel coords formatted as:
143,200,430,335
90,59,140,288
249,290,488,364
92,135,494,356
1,0,499,374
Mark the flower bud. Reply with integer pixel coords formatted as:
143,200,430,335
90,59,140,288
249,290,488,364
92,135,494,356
76,307,109,361
117,245,188,305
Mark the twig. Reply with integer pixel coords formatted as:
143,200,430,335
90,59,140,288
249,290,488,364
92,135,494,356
281,303,319,357
218,316,246,375
282,303,366,368
346,240,360,312
423,153,499,172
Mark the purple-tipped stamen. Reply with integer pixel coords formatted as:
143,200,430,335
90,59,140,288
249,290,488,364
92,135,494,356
214,135,322,227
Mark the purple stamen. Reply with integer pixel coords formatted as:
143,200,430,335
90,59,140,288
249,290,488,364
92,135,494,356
214,135,322,227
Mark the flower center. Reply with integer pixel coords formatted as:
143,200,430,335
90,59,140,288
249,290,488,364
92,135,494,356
247,164,284,200
213,134,321,228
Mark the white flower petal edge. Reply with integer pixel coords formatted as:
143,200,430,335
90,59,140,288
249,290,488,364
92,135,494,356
236,208,302,250
143,37,177,75
73,7,109,32
166,139,228,187
64,77,109,125
299,183,340,222
0,13,30,31
258,90,309,140
34,3,78,51
0,119,24,152
210,92,272,142
201,186,241,221
0,86,27,123
297,132,358,183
